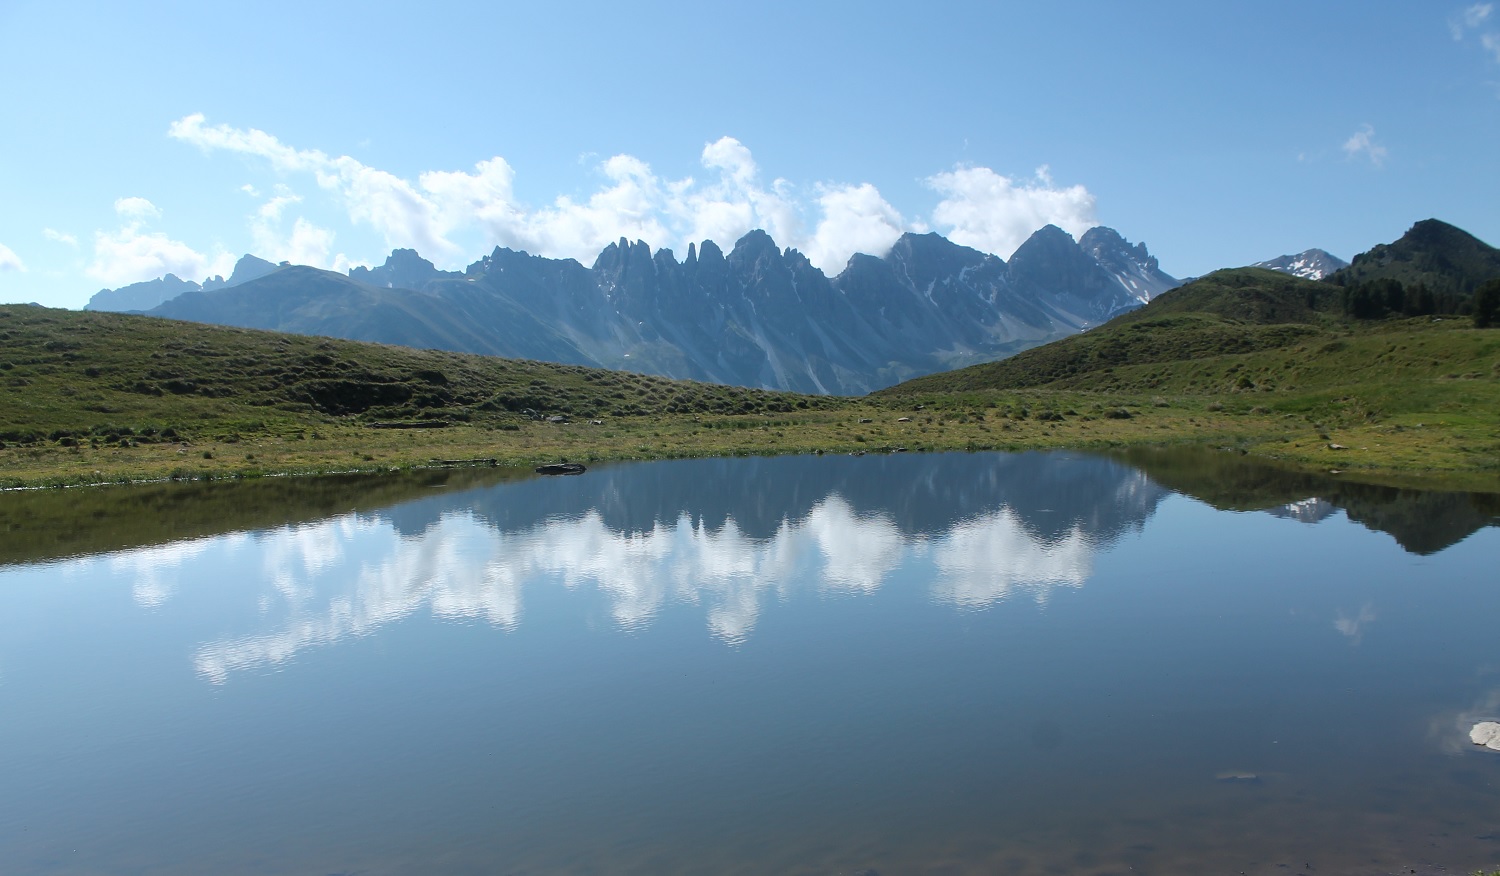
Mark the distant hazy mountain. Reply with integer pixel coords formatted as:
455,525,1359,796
85,254,277,312
137,226,1176,394
1252,249,1348,280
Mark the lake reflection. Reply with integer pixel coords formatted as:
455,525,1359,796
60,453,1159,679
2,451,1498,875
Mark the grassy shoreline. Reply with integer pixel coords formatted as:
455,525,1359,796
0,304,1495,493
3,393,1495,494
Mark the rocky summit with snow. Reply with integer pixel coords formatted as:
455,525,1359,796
1252,249,1349,281
87,226,1178,395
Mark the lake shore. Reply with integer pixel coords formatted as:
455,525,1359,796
3,395,1497,493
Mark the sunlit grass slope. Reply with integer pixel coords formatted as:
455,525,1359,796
879,269,1500,478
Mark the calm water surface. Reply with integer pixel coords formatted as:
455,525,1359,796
1,451,1497,875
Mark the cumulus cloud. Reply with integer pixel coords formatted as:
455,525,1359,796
1342,124,1389,166
87,197,232,287
0,243,25,272
802,183,906,272
927,165,1097,259
1450,4,1500,61
43,228,78,248
170,114,1100,275
243,186,345,269
114,197,162,220
1451,3,1493,39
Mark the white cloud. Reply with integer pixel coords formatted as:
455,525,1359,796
1450,4,1500,61
1333,603,1376,644
802,183,906,272
0,243,25,273
518,154,673,263
170,114,1100,275
1485,31,1500,61
87,201,232,287
926,165,1097,259
253,215,337,269
244,188,340,269
43,228,78,248
114,197,162,220
675,136,801,255
1451,2,1493,38
1342,123,1389,166
169,113,319,173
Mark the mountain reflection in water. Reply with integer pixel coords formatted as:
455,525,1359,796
85,453,1155,679
4,450,1499,876
36,450,1495,684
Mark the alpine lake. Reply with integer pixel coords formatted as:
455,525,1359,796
1,448,1497,876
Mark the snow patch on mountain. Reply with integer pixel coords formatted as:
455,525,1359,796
1252,249,1349,281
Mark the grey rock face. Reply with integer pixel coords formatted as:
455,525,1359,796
136,226,1176,394
348,249,460,290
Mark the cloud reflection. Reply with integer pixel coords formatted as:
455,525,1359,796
1333,603,1377,644
184,493,1110,681
931,509,1094,608
110,534,247,607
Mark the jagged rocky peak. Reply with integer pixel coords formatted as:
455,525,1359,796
697,239,725,264
883,232,996,288
87,252,279,311
728,229,781,261
1080,226,1157,271
1252,249,1349,281
891,230,989,262
223,254,277,287
591,238,657,278
348,248,457,290
1007,225,1092,279
468,245,535,275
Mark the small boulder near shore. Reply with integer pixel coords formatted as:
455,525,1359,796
1472,721,1500,751
535,462,586,476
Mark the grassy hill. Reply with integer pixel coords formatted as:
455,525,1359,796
879,267,1500,479
2,259,1497,490
882,268,1342,392
0,305,857,485
0,304,823,444
1329,218,1500,298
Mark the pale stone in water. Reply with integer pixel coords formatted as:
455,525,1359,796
1471,721,1500,751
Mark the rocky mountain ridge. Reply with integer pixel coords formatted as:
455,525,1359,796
91,226,1179,394
85,254,278,312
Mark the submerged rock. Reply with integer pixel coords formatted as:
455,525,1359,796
1472,721,1500,751
535,462,586,476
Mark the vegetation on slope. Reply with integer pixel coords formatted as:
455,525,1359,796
882,269,1341,392
0,304,824,444
0,303,1336,488
1328,218,1500,322
1329,218,1500,299
2,244,1498,492
879,267,1500,480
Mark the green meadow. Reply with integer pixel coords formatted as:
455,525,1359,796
1,287,1496,492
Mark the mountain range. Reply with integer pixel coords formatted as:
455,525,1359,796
86,225,1178,395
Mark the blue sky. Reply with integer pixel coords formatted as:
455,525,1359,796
2,1,1497,309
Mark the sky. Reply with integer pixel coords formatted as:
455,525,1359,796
1,1,1497,309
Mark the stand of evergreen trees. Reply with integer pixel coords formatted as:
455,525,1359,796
1331,276,1473,321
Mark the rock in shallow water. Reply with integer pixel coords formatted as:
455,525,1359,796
1471,721,1500,751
